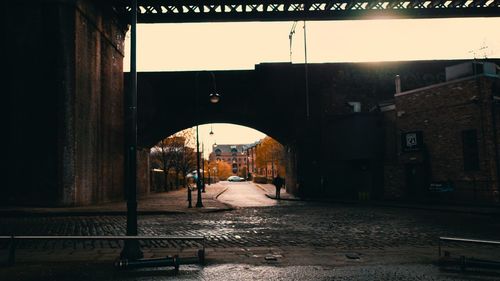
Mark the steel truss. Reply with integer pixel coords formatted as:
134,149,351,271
113,0,500,23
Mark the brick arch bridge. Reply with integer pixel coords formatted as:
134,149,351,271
6,1,500,207
135,66,305,148
134,65,310,199
132,60,475,203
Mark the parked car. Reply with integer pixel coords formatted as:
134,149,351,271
227,175,245,182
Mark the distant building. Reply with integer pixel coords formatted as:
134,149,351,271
244,140,261,178
209,144,250,176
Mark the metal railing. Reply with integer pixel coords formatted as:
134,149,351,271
438,236,500,270
1,235,205,271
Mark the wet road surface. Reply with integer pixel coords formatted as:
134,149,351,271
217,181,277,207
3,262,500,281
2,198,500,280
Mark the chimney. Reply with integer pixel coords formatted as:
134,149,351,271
395,75,401,94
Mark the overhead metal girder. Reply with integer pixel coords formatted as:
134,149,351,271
112,0,500,23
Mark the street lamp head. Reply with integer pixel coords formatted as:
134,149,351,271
209,92,220,104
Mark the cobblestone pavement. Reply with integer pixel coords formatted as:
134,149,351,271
2,202,500,280
3,262,500,281
1,202,500,251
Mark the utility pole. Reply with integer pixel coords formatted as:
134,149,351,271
304,20,310,120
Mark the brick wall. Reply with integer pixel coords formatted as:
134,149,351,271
393,76,499,202
69,1,127,205
5,1,128,206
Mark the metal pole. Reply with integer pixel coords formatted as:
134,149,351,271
303,20,310,120
208,165,211,185
187,182,192,208
196,125,203,207
195,72,203,207
202,142,206,192
121,0,143,260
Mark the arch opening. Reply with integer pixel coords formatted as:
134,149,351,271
143,123,296,202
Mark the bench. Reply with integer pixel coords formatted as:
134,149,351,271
438,236,500,270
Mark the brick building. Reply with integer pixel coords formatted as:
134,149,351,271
209,144,250,177
245,141,260,177
382,61,500,203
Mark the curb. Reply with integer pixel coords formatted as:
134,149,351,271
254,184,268,193
0,187,234,217
255,184,301,201
213,186,237,210
263,194,302,201
0,207,234,217
293,198,500,216
214,186,229,200
256,184,500,215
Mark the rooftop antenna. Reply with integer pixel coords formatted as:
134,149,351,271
289,21,298,62
469,41,489,60
480,45,489,59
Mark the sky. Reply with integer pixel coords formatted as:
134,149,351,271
124,17,500,152
125,18,500,71
191,123,265,158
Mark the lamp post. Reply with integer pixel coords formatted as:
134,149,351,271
187,180,192,208
207,127,215,186
195,124,203,207
121,0,143,261
214,166,218,183
202,142,206,193
195,72,220,208
207,160,211,186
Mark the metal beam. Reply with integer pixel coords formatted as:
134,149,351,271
111,0,500,23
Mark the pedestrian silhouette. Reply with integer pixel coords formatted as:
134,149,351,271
272,174,284,199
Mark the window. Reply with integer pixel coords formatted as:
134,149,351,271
462,129,480,171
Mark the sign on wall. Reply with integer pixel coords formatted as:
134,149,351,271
429,182,454,192
401,131,423,152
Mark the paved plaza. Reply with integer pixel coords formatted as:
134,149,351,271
1,182,500,280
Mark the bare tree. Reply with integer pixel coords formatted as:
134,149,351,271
170,128,197,188
150,128,197,190
151,136,184,191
